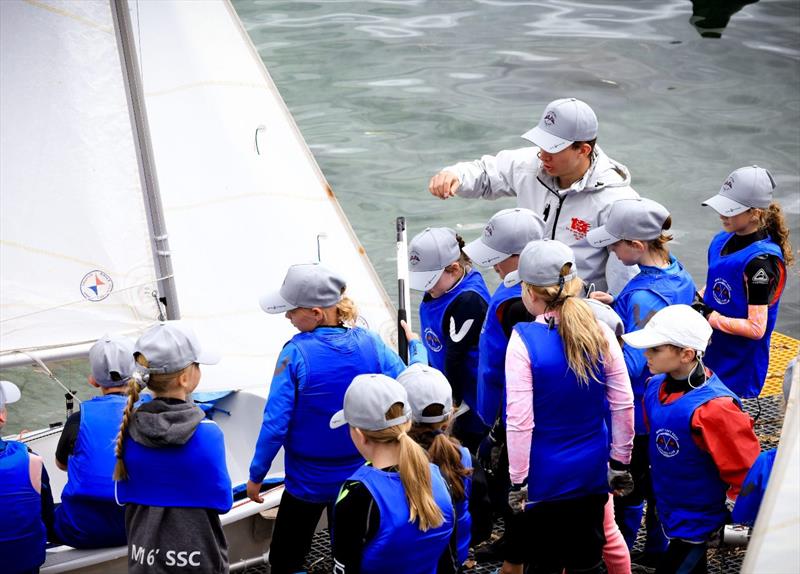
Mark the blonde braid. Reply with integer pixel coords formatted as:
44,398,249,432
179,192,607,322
113,375,141,481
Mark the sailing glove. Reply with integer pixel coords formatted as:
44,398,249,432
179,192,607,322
508,481,528,514
691,292,715,318
608,458,634,497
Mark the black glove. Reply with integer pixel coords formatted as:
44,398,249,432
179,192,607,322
608,458,634,497
508,481,528,514
691,291,714,318
477,418,504,476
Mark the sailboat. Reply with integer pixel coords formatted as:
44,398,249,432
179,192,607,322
1,0,396,570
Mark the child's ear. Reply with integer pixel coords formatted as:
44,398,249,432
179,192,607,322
88,376,101,389
680,347,697,364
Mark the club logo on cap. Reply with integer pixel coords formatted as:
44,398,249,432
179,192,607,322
80,270,114,302
722,176,734,191
712,278,732,306
484,223,494,237
424,328,443,352
544,110,556,127
655,429,680,458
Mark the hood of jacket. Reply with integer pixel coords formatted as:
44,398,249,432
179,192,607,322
128,398,205,448
539,144,632,195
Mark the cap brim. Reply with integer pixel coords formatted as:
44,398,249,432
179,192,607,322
586,225,620,248
329,409,347,429
195,349,221,366
503,270,522,288
463,238,511,267
258,290,297,314
521,126,571,154
409,268,445,292
0,380,22,405
701,194,749,216
621,329,672,350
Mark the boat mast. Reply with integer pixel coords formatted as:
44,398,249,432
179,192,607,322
110,0,180,320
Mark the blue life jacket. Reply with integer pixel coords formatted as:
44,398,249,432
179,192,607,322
515,322,609,503
116,419,232,514
419,269,489,422
645,373,740,541
614,256,696,433
0,440,46,574
350,462,454,574
456,446,473,565
476,282,520,425
732,448,776,526
56,394,128,548
285,327,382,503
703,231,785,397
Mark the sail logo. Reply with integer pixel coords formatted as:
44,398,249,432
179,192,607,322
544,110,557,126
655,428,680,458
712,277,732,306
80,270,113,302
424,328,443,352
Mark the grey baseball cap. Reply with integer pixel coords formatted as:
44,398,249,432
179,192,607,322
584,299,625,337
0,380,21,409
134,321,220,375
702,165,776,216
622,304,712,354
522,98,598,154
89,335,137,387
330,374,412,430
408,227,461,292
464,208,546,267
396,363,453,424
504,239,578,288
586,198,670,248
259,263,346,313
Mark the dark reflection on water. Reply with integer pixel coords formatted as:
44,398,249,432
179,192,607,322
690,0,759,38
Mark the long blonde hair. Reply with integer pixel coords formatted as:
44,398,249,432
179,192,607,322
360,403,444,531
112,357,194,481
754,203,794,266
524,265,609,385
335,293,358,327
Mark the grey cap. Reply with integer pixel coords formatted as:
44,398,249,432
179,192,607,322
586,198,670,248
584,299,625,337
396,363,453,424
504,239,578,288
0,380,21,409
330,374,412,430
88,335,137,388
408,227,461,292
259,263,346,314
622,304,712,354
464,208,547,267
134,321,220,375
702,165,776,216
522,98,598,154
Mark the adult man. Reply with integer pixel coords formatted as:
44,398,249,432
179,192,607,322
429,98,639,294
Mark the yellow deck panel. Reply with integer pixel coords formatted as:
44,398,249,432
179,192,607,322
761,331,800,397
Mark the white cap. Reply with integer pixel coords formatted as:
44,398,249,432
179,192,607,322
584,299,625,337
396,363,453,424
464,208,546,267
408,227,461,292
259,263,346,314
522,98,598,154
89,335,136,387
134,321,221,375
702,165,775,216
586,198,670,248
330,374,412,430
622,305,712,354
0,380,21,409
504,239,578,288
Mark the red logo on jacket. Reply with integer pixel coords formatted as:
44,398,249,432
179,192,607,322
569,217,591,240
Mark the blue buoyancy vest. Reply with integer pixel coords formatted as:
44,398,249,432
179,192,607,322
351,463,454,574
285,327,382,502
0,440,46,574
456,446,473,565
419,270,490,408
614,256,696,433
515,322,609,503
732,448,776,526
116,420,232,513
645,373,740,541
476,282,520,425
703,231,785,398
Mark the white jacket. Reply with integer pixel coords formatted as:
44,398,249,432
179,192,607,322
445,145,639,293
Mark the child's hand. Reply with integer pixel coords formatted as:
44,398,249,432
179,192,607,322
246,479,264,503
400,319,419,341
589,291,614,305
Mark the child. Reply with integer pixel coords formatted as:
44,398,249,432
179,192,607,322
330,373,454,574
622,304,761,574
399,363,492,570
1,379,55,574
53,335,134,549
698,165,792,398
114,322,231,574
587,197,695,559
409,227,491,451
503,239,635,574
247,263,427,574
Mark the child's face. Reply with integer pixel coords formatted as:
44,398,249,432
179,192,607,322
492,255,519,279
608,240,644,266
719,209,756,234
0,406,6,429
643,344,684,375
285,307,321,332
427,264,461,299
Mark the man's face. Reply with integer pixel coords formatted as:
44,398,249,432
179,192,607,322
537,144,588,178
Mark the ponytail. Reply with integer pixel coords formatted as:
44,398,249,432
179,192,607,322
335,293,358,327
644,215,673,262
113,374,142,481
756,203,794,266
454,234,473,271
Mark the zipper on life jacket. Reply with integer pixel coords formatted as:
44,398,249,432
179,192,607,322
537,176,567,240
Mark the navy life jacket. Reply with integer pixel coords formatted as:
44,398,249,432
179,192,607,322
116,419,232,514
350,463,454,574
703,231,785,397
0,440,46,574
455,446,473,565
645,373,740,541
284,327,382,502
515,321,609,503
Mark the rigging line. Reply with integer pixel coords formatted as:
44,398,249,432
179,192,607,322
17,350,82,406
0,274,175,324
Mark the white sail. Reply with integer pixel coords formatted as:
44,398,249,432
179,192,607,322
0,0,162,364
